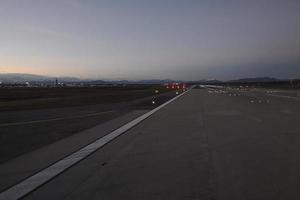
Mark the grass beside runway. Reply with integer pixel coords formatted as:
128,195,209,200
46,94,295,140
0,85,169,111
0,86,180,164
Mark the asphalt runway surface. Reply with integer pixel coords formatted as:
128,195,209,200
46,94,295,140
1,88,300,200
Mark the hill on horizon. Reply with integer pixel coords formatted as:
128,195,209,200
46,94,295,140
0,73,81,83
0,73,179,84
0,73,295,84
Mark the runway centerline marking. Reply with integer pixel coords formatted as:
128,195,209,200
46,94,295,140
266,94,300,100
0,111,116,127
0,88,193,200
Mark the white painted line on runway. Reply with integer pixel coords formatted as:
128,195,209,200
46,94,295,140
0,111,116,127
247,115,262,123
267,94,300,100
0,87,193,200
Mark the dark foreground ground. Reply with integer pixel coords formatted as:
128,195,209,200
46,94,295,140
0,87,299,200
0,86,177,163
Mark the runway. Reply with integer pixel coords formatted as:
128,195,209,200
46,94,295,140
1,87,299,200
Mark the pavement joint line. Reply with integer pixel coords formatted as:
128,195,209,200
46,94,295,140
266,94,300,100
0,110,116,127
0,87,193,200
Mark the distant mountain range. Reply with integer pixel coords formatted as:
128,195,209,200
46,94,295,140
0,73,81,84
0,73,290,85
228,77,281,83
190,77,287,84
0,73,179,85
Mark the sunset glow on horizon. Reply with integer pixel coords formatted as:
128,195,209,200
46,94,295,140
1,0,299,80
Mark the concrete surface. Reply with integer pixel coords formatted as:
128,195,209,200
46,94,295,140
2,88,300,200
0,110,147,192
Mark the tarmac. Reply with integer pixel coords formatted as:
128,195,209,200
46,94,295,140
1,88,300,200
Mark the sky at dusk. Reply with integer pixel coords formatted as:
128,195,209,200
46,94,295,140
0,0,299,80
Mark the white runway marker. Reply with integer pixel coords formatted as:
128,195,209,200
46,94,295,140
0,87,193,200
267,94,300,100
